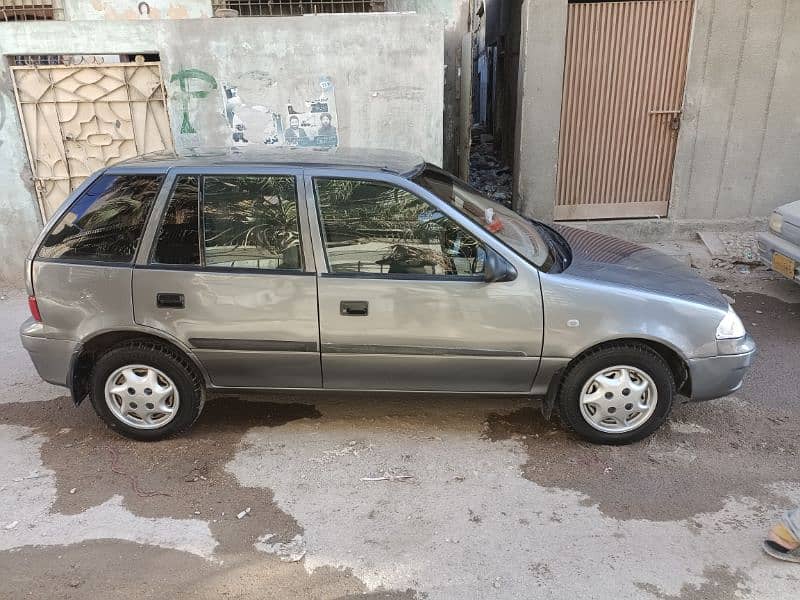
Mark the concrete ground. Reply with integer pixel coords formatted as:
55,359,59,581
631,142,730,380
1,265,799,600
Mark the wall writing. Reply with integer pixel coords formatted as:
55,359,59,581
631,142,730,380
170,68,218,134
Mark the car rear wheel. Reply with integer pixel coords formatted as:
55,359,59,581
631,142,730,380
89,340,204,441
557,344,675,444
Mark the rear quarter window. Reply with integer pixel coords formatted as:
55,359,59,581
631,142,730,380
37,174,163,263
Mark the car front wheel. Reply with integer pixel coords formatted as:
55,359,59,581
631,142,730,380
557,343,675,444
89,340,205,441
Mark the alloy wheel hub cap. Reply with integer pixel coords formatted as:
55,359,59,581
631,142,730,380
104,365,180,430
579,365,657,434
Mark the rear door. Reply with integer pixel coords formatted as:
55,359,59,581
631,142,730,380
133,167,321,389
306,170,543,393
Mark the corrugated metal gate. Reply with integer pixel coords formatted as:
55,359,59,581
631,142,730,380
556,0,694,220
10,62,173,220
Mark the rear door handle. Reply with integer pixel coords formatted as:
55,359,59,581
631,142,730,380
340,300,368,316
157,293,185,309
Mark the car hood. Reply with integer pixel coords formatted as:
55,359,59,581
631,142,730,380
553,225,729,310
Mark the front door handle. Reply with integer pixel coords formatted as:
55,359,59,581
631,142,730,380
340,300,368,316
157,293,185,309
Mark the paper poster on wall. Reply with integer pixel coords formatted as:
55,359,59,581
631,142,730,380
222,76,338,149
284,76,338,148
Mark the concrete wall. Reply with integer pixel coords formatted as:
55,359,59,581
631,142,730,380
670,0,800,221
0,67,44,287
63,0,211,20
413,0,471,176
0,14,443,283
512,0,566,222
514,0,800,235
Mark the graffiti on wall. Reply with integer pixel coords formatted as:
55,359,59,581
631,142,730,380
223,75,339,149
170,68,218,134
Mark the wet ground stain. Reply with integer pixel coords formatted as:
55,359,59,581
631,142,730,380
0,540,422,600
0,395,321,555
634,565,751,600
484,292,800,522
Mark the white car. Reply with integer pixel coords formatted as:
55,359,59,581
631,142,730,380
758,201,800,283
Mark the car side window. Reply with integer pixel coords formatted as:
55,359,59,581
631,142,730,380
38,174,163,263
314,177,486,277
152,176,200,265
201,175,302,271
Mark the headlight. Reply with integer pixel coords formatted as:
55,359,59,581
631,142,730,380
716,306,746,340
769,212,784,234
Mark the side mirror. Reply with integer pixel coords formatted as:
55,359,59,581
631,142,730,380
483,248,517,283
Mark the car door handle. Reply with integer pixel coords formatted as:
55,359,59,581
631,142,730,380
340,300,368,316
156,293,185,309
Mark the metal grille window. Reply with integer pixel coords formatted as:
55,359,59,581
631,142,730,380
11,55,65,66
212,0,389,16
0,0,63,20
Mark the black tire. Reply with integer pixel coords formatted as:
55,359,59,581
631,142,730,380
557,343,675,445
89,340,205,441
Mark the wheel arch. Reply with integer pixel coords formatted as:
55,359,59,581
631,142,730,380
69,328,209,405
542,337,690,418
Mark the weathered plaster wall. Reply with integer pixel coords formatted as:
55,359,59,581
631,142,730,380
0,68,44,285
410,0,470,176
670,0,800,220
514,0,800,227
63,0,211,20
512,0,566,222
0,14,443,283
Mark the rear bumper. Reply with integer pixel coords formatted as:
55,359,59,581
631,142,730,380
19,318,77,388
687,335,756,402
757,231,800,282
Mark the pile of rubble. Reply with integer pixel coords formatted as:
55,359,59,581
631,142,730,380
469,130,513,208
698,231,761,272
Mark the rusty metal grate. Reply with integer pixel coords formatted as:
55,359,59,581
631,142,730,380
0,0,63,20
212,0,389,16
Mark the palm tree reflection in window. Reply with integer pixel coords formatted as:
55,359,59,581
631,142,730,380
315,178,484,276
38,175,163,262
202,175,302,270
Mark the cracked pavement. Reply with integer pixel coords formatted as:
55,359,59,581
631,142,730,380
0,273,799,599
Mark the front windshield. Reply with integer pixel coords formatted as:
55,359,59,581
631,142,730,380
413,165,554,269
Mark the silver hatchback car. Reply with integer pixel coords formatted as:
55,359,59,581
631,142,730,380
20,148,755,444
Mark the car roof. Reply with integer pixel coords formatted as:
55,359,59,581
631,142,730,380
109,146,426,176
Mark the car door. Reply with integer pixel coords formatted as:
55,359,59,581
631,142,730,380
306,170,544,393
133,166,321,389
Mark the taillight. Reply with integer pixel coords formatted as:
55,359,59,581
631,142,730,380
28,296,42,322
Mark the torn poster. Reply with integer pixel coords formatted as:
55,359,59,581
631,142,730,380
222,75,338,149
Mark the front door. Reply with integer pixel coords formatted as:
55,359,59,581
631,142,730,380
307,173,542,393
133,168,321,389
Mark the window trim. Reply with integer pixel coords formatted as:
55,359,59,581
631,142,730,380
310,174,488,281
146,171,309,274
35,172,165,266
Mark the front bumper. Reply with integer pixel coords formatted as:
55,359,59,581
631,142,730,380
687,335,756,401
757,231,800,282
20,318,77,388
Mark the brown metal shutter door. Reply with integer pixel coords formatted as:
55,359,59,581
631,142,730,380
556,0,694,220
